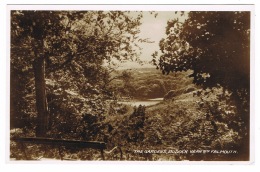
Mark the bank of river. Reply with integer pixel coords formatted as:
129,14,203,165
118,98,164,107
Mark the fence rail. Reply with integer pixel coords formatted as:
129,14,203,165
11,137,106,160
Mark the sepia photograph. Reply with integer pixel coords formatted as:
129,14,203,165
8,5,253,162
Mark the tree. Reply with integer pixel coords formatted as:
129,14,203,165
11,11,144,137
153,12,250,112
154,12,250,92
153,11,250,159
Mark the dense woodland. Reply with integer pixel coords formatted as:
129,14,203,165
10,11,250,161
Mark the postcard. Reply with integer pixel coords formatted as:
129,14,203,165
7,4,254,164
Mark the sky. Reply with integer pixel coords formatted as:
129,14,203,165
139,12,185,60
119,11,187,69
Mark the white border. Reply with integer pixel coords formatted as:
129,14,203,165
1,0,259,172
6,4,255,11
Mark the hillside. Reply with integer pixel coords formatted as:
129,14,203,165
101,89,246,161
10,68,248,161
110,67,198,99
97,69,247,161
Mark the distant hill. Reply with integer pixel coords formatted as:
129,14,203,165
116,61,155,70
110,67,197,99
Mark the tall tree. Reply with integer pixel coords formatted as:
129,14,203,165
11,11,144,137
154,12,250,93
153,11,250,159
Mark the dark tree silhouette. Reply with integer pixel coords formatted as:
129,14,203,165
153,11,250,160
11,11,144,137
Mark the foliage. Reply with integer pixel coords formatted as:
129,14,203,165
10,11,250,161
10,10,153,160
153,11,250,93
46,88,105,140
10,69,248,161
143,89,246,160
110,68,195,99
152,11,250,159
127,105,146,142
11,10,145,134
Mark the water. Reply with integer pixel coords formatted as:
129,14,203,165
118,98,163,107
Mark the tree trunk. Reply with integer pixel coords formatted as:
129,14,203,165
33,57,48,137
